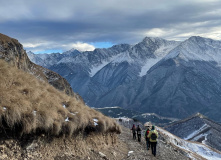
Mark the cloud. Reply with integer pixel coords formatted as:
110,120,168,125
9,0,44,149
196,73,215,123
23,41,95,53
1,0,221,52
23,42,44,48
63,42,95,52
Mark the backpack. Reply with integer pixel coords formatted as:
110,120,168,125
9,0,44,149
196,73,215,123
146,130,149,138
151,132,157,140
137,127,141,134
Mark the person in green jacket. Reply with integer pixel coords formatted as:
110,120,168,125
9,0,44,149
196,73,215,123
147,125,158,157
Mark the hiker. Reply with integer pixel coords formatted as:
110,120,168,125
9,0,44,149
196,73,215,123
148,125,158,157
131,124,136,140
136,125,142,142
144,126,150,150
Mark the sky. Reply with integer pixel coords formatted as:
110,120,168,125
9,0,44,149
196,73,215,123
1,0,221,53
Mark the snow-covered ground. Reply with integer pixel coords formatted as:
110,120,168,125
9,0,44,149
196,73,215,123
139,58,161,76
183,124,209,140
94,106,121,109
164,36,221,67
158,127,221,160
139,42,179,77
89,54,122,77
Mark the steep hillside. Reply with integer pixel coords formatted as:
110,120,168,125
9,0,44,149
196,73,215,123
0,33,74,96
0,59,121,159
164,113,221,151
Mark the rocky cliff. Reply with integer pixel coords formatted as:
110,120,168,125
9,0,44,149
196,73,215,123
0,33,75,97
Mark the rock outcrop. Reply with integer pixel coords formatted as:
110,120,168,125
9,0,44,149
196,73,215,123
0,33,75,97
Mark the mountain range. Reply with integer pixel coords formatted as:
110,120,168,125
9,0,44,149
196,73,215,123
28,36,221,122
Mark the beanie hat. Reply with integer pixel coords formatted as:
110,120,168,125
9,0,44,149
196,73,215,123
152,125,155,130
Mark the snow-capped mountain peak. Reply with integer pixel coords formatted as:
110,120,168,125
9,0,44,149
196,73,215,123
62,48,81,55
137,38,180,76
164,36,221,66
142,37,166,43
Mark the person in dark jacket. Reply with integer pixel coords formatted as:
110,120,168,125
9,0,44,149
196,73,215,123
136,125,142,142
148,125,158,157
144,126,150,150
131,124,136,140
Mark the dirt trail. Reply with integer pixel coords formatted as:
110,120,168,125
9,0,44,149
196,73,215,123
0,124,189,160
117,126,189,160
118,127,157,160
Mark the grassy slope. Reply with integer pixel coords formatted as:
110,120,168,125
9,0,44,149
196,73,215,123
0,59,120,137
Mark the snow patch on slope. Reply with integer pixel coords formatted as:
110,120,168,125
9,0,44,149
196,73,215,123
164,37,221,66
89,53,129,77
154,43,179,57
90,61,111,77
139,43,179,77
139,58,161,76
93,118,99,126
95,106,120,109
112,52,134,64
202,134,208,145
158,127,221,160
184,124,209,140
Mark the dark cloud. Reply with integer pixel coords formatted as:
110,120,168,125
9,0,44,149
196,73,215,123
0,0,221,52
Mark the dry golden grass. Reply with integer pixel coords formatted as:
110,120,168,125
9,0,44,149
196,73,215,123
0,59,121,137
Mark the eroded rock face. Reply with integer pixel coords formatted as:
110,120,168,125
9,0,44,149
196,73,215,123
0,33,75,97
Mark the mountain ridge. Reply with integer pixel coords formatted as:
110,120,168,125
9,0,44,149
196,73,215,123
164,113,221,152
28,36,221,122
